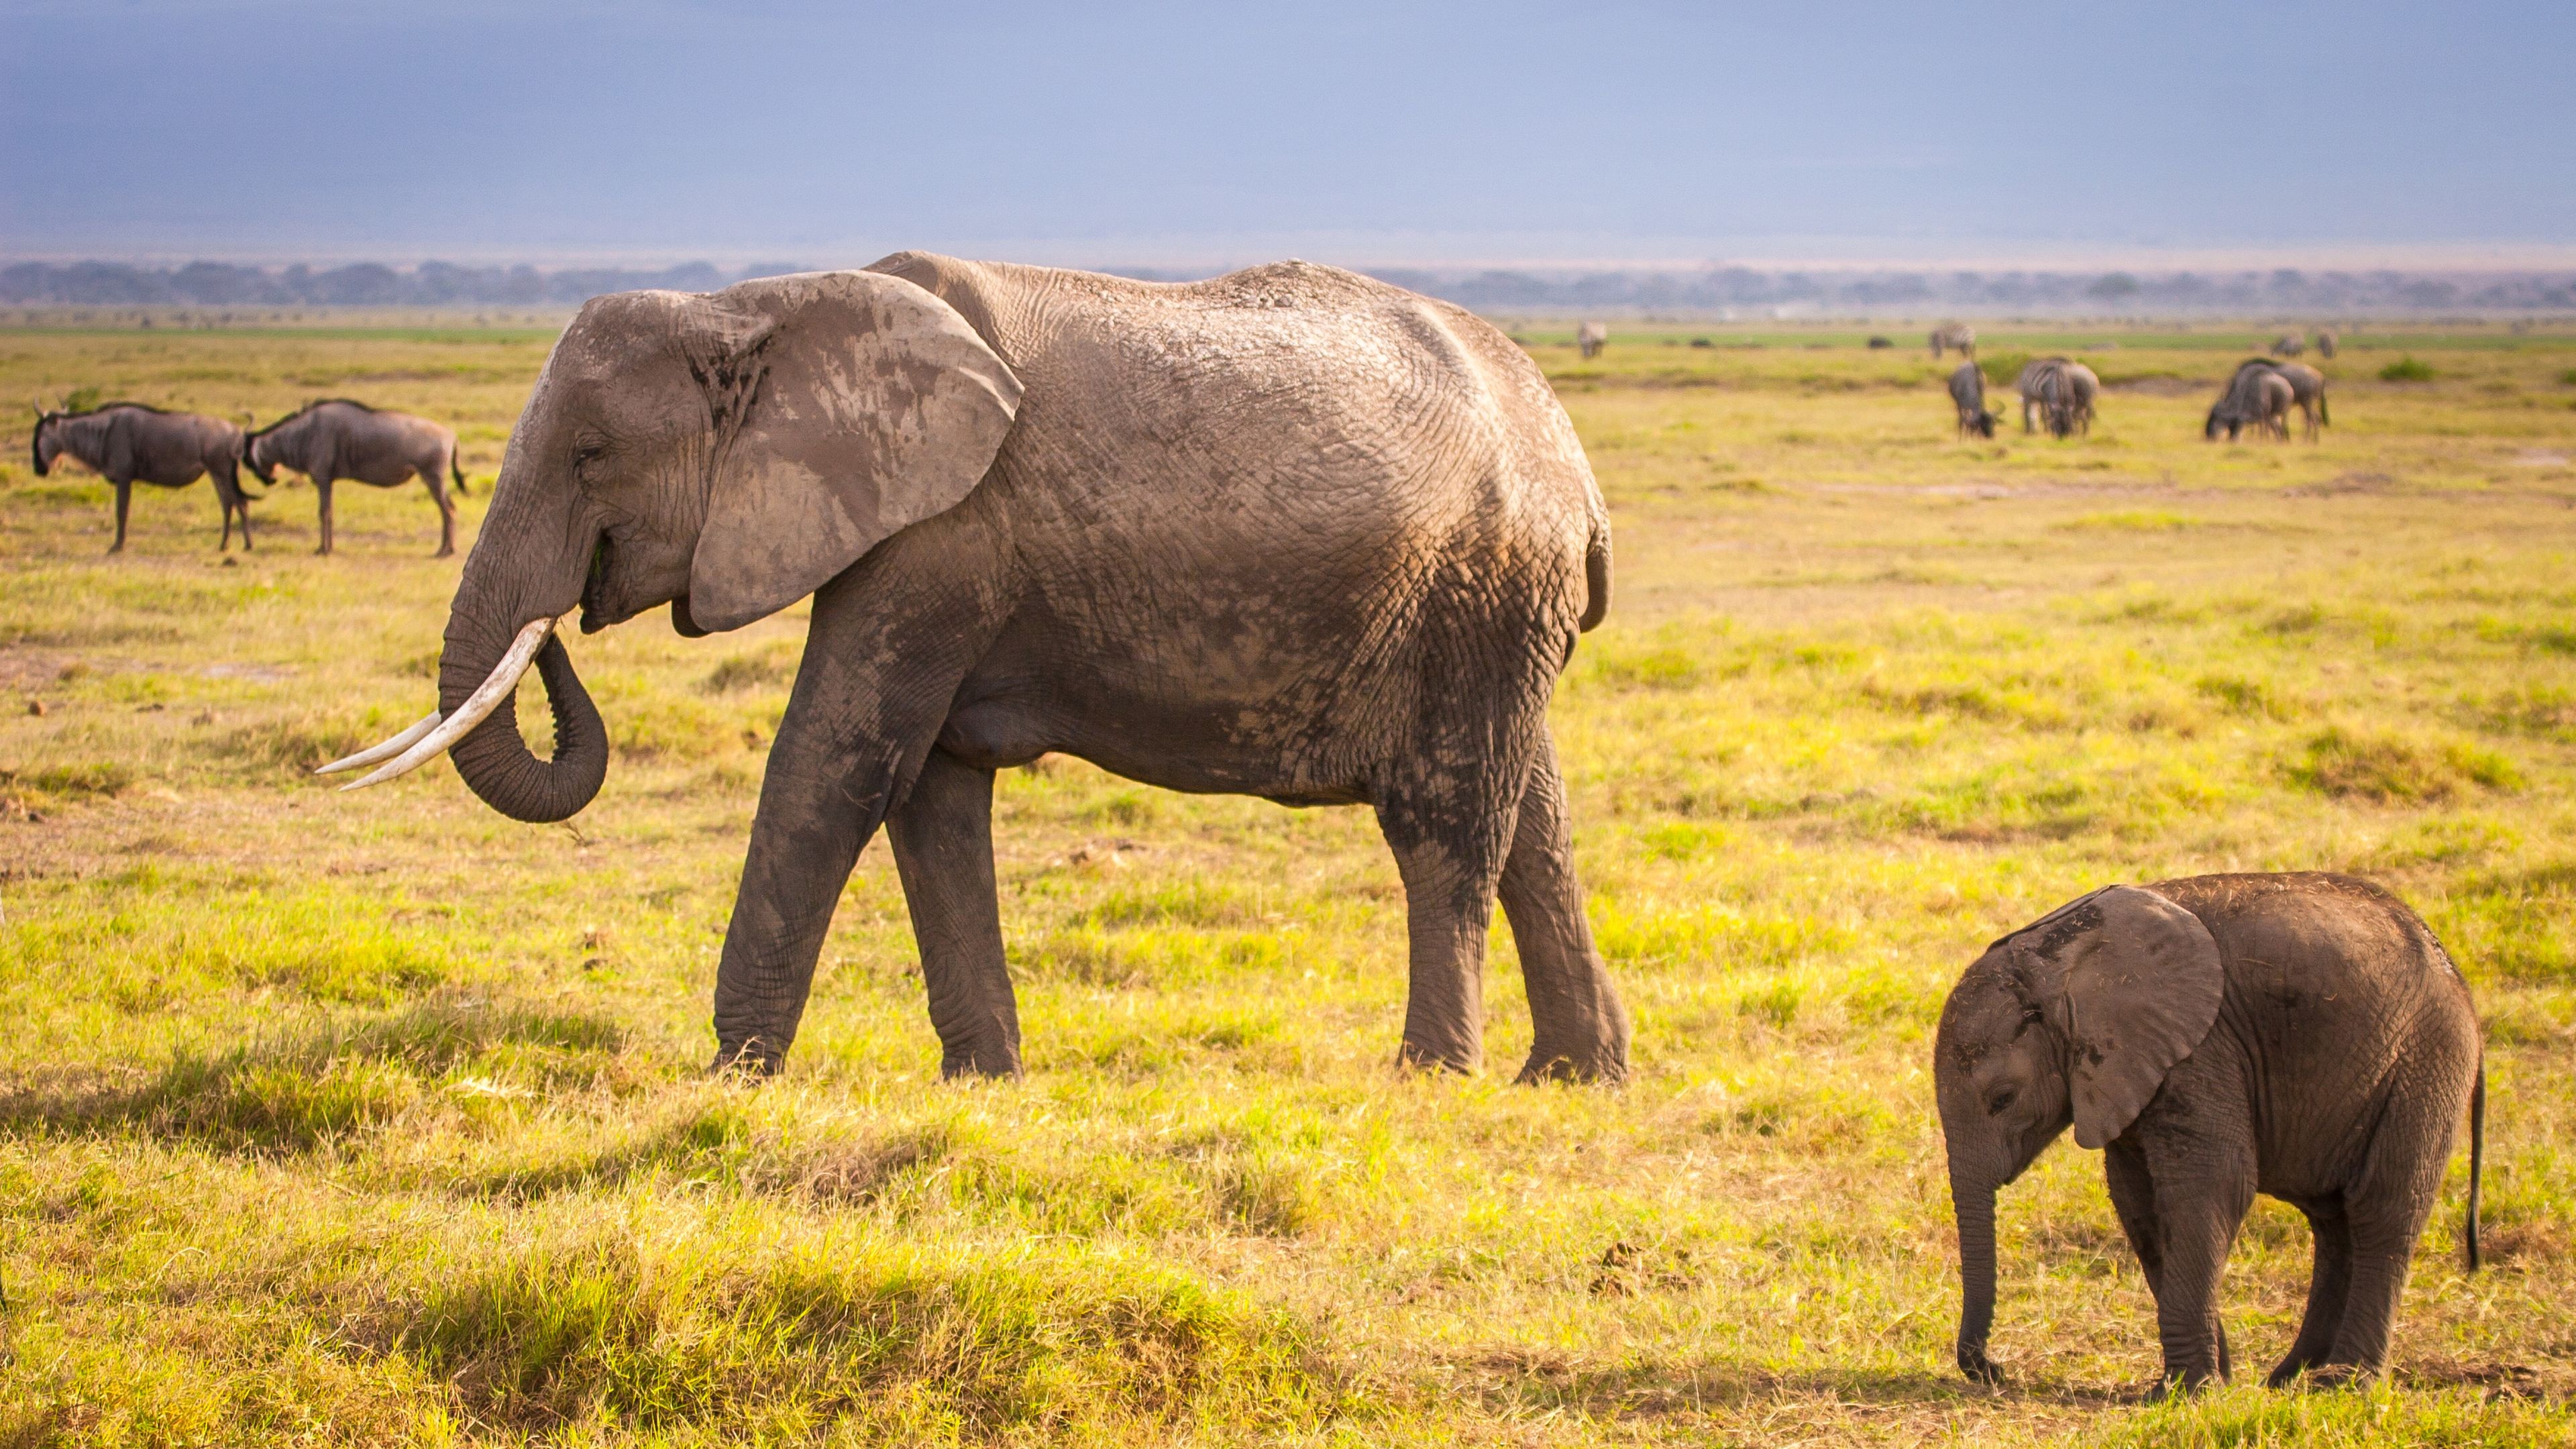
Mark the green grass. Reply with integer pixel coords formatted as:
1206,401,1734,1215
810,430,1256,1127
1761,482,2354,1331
1,321,2572,1444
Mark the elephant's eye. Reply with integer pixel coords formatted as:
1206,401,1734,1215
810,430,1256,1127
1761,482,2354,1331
1986,1086,2018,1116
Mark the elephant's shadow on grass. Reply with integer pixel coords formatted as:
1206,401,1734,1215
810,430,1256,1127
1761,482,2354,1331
0,994,628,1153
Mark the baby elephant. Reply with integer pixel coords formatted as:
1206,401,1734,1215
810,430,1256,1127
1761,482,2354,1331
1937,873,2483,1393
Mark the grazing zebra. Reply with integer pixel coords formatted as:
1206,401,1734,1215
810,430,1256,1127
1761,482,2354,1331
1929,322,1976,359
1948,362,1998,437
1575,321,1609,359
2205,361,2296,441
30,401,257,552
2271,333,2306,357
2312,329,2338,358
2016,358,2099,438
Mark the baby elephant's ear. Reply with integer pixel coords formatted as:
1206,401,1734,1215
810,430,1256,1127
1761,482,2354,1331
2057,885,2224,1149
687,270,1022,633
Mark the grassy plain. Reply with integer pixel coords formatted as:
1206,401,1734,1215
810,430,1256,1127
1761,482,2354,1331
1,317,2573,1445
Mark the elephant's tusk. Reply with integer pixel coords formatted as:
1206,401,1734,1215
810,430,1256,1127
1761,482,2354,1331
314,708,443,775
340,617,555,793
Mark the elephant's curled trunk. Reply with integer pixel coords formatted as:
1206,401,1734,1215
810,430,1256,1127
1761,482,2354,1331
1953,1177,2003,1384
443,634,607,822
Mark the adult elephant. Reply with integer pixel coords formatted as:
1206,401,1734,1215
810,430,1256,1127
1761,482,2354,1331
329,256,1630,1084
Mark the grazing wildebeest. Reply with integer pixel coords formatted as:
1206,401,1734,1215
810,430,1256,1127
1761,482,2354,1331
2206,361,2296,441
2313,329,2338,359
1929,322,1976,360
2271,333,2306,358
1948,362,1998,437
2017,358,2100,438
2270,361,2330,440
1575,321,1609,360
244,400,466,557
1868,335,1894,350
30,402,257,553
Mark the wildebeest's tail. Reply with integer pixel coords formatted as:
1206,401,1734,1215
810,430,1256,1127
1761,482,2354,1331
451,446,470,498
1580,510,1611,632
2466,1059,2485,1271
2318,390,2330,429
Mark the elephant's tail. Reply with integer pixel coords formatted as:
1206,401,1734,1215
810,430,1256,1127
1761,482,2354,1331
2465,1059,2485,1271
1580,511,1611,633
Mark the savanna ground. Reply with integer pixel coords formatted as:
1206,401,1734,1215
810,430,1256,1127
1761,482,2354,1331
2,314,2573,1446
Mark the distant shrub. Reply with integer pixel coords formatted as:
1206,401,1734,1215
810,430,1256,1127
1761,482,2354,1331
2557,368,2576,386
698,646,796,694
1980,350,2032,386
1589,646,1701,690
2379,356,2435,382
2057,510,2202,533
2290,726,2520,801
1,761,135,798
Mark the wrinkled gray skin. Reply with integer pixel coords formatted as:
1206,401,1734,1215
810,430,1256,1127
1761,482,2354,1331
1929,322,1976,360
429,255,1629,1084
1947,362,1997,438
2204,361,2298,441
246,399,466,556
32,403,256,552
2017,358,2099,438
1575,321,1608,359
1938,873,2483,1395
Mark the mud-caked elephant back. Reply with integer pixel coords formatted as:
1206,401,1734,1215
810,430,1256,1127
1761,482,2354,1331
2014,885,2226,1149
687,270,1025,633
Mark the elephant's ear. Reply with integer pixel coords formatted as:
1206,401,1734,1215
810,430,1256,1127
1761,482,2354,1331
686,271,1022,633
2045,885,2224,1150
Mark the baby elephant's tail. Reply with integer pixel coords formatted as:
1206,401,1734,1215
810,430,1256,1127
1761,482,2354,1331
2465,1061,2485,1271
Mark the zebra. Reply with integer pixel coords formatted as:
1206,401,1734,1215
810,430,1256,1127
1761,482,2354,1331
2016,358,2100,439
30,400,258,552
1929,322,1976,359
2205,361,2296,441
1948,362,1998,437
1575,321,1609,359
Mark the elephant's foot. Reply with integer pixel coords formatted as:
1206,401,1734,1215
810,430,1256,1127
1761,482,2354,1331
938,1044,1022,1081
1395,1038,1479,1077
1515,1040,1627,1085
2292,1363,2376,1391
709,1040,785,1079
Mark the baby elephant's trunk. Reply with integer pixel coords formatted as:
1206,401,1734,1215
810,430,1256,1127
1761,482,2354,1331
1953,1175,2003,1383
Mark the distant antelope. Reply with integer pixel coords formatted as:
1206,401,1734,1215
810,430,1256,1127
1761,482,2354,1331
2312,329,2338,358
1948,362,1998,438
2271,333,2306,357
2206,360,2296,441
30,401,257,552
1575,321,1609,359
2016,358,2100,438
1929,322,1976,359
244,399,466,556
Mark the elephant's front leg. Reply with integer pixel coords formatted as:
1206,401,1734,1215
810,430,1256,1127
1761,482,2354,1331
2141,1142,2256,1394
887,747,1021,1077
1498,732,1627,1083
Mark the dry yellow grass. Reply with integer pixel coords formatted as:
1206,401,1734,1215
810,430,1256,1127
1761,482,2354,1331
0,317,2571,1445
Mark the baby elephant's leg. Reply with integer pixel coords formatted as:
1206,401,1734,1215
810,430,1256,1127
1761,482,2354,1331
2320,1097,2463,1380
2139,1135,2256,1394
2270,1195,2354,1385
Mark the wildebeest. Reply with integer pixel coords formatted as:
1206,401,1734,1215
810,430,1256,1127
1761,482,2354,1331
2016,358,2100,438
2313,329,2338,359
30,401,257,552
1929,322,1976,359
244,400,466,556
1575,321,1609,360
2271,361,2330,440
1948,362,1998,437
1867,335,1894,350
2206,361,2296,441
2271,333,2306,357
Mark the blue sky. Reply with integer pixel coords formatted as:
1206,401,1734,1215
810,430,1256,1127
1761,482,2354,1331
4,1,2570,266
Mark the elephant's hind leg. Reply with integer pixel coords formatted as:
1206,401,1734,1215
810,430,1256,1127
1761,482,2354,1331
1375,741,1533,1076
1498,733,1627,1083
2270,1196,2354,1385
887,747,1022,1078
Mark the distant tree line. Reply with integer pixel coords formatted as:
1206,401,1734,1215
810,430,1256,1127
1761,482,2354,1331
3,258,2573,315
0,259,806,309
